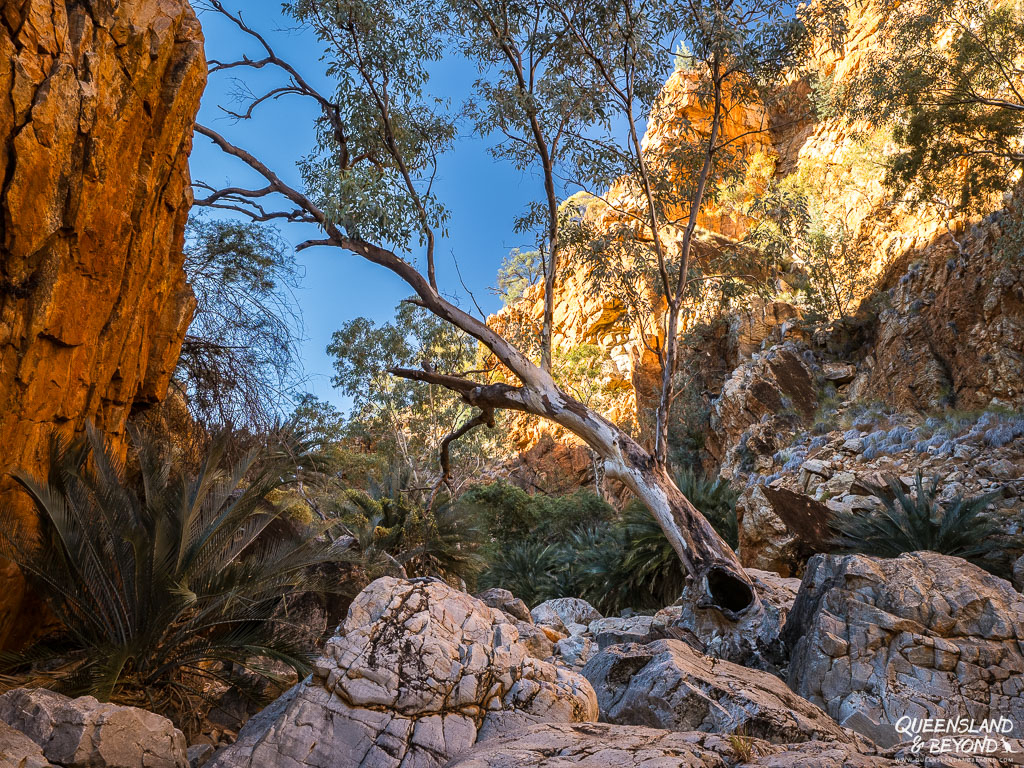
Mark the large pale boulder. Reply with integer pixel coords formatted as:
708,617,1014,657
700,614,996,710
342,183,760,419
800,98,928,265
0,688,187,768
785,552,1024,747
446,722,904,768
207,578,597,768
582,639,856,745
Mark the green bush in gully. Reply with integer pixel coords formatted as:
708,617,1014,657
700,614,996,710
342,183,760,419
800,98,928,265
0,425,350,734
336,467,485,586
464,471,739,615
829,471,1012,576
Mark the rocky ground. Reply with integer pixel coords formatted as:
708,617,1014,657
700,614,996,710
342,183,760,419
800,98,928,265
4,550,1021,768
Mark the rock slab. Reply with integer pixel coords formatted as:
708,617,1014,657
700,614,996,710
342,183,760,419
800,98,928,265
582,639,856,745
785,552,1024,747
207,577,597,768
0,688,188,768
446,722,901,768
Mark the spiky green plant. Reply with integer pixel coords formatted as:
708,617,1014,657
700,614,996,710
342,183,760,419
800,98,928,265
830,472,1001,566
0,425,348,732
477,541,562,607
338,469,484,586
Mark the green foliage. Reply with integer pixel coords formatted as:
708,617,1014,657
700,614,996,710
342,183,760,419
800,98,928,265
0,425,347,731
465,474,736,612
286,0,454,251
327,302,492,482
478,542,561,608
495,249,544,305
844,0,1024,211
746,173,874,321
829,471,1003,569
337,471,485,586
178,217,304,429
809,71,843,119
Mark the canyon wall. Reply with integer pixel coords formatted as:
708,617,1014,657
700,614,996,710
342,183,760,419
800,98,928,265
489,0,1023,482
0,0,206,645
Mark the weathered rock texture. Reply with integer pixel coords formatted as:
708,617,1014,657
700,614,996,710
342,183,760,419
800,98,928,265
785,552,1024,748
0,0,205,644
446,723,905,768
0,688,188,768
0,720,54,768
582,639,856,745
207,578,597,768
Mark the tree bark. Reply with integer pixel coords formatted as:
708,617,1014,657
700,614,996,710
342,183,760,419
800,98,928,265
197,120,760,619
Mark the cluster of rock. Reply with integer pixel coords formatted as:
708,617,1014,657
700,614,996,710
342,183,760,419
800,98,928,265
3,549,1022,767
205,578,597,768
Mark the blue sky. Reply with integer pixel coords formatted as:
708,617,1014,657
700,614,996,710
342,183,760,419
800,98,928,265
191,2,546,411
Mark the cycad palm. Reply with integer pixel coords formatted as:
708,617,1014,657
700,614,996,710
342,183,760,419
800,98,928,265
0,425,347,727
338,469,483,585
830,471,1000,564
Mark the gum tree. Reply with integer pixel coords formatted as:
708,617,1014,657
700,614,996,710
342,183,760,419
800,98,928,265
193,0,836,617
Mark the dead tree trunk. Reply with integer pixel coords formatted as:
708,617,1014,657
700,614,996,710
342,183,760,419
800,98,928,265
393,365,758,617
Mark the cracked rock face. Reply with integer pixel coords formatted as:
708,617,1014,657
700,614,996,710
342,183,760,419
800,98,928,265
0,688,188,768
785,552,1024,747
207,578,597,768
0,0,204,646
582,639,857,745
445,722,906,768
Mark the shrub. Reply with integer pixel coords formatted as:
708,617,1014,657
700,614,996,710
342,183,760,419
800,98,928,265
0,425,348,733
829,471,1002,569
338,469,485,586
477,541,562,607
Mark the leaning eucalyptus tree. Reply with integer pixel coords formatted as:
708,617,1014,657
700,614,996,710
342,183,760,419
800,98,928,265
193,0,838,618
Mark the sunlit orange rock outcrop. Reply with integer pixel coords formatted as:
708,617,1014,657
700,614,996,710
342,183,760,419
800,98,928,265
0,0,206,645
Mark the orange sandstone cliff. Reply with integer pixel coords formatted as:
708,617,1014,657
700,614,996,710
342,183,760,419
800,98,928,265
0,0,206,645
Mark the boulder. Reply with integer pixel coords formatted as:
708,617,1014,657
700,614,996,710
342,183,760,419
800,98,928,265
0,688,188,768
513,621,556,660
446,722,900,767
0,721,54,768
582,639,856,745
474,588,533,624
554,635,595,668
737,485,834,577
1013,554,1024,592
207,578,597,768
587,616,660,650
531,598,601,635
785,552,1024,747
711,344,819,479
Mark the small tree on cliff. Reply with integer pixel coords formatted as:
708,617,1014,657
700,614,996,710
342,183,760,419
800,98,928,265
193,0,838,617
843,0,1024,213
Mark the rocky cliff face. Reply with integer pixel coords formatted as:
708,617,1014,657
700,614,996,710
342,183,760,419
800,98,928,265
490,0,1023,491
0,0,205,645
